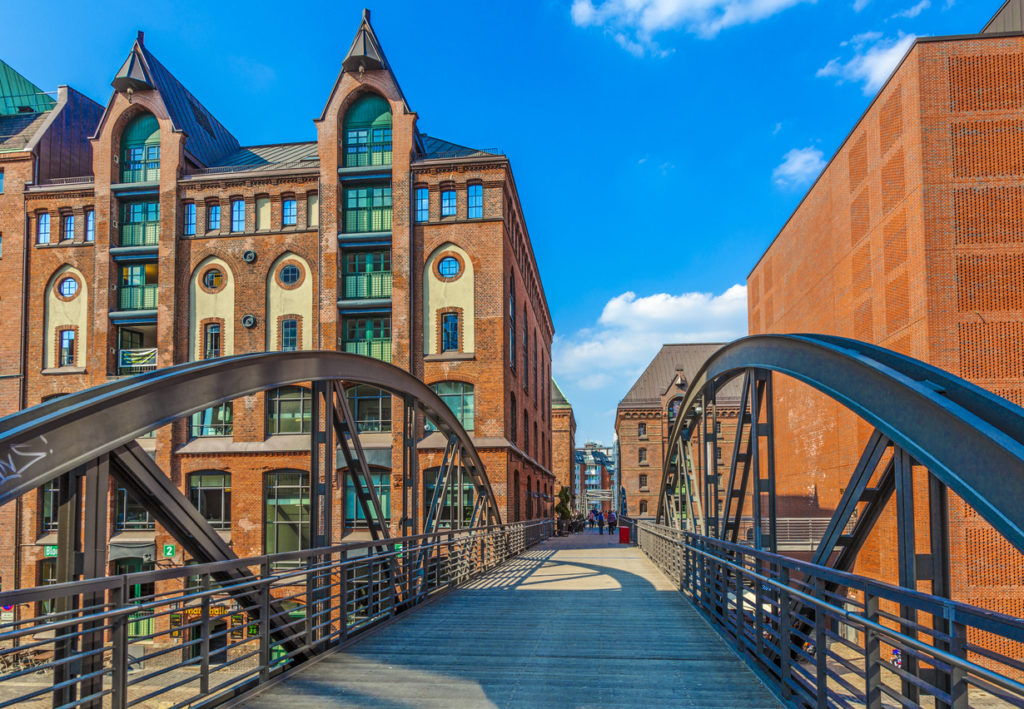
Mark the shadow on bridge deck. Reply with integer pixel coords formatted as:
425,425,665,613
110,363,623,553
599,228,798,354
241,530,782,708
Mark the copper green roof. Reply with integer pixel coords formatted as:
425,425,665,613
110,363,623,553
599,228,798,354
551,379,572,409
0,59,55,116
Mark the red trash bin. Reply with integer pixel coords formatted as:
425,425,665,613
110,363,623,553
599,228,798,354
619,526,630,544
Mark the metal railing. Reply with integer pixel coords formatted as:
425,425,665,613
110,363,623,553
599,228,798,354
343,208,391,234
342,271,392,300
117,285,158,311
119,223,159,247
342,338,391,362
0,520,552,708
117,349,157,376
637,521,1024,708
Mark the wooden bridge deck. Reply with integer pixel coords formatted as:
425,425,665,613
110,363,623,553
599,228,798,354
244,530,782,708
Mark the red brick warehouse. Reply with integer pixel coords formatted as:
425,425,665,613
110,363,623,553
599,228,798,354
0,9,565,614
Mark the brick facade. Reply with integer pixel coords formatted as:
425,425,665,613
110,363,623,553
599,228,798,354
747,32,1024,645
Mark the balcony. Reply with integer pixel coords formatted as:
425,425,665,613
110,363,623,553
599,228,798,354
344,207,392,234
118,348,157,376
119,285,158,311
120,223,159,247
342,338,391,362
343,271,392,300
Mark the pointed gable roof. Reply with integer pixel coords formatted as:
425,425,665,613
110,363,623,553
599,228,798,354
107,32,239,166
318,9,409,122
551,379,572,409
0,59,55,116
983,0,1024,33
618,343,741,409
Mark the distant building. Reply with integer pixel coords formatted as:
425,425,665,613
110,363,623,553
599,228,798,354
577,442,615,513
550,380,577,506
615,344,741,519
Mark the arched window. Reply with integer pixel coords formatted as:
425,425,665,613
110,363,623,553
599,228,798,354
668,397,683,426
431,381,474,431
513,470,521,522
265,470,310,567
526,479,533,519
121,113,160,183
639,500,649,516
188,472,231,529
343,94,392,167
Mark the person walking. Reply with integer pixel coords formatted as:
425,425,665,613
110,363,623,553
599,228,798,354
588,510,595,529
597,511,605,535
607,511,618,534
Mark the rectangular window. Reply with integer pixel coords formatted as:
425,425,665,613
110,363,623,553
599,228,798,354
341,316,392,361
190,402,233,437
1,232,4,258
267,386,313,435
281,318,298,351
282,198,297,226
468,184,482,219
639,474,648,489
184,202,196,235
343,185,392,233
38,558,57,615
639,447,648,465
442,312,459,352
59,330,75,366
85,210,95,242
208,204,221,231
638,422,647,438
40,480,60,533
121,201,160,246
0,169,4,193
415,187,429,222
231,199,245,232
37,213,50,244
265,471,310,567
255,196,270,231
346,472,391,526
189,472,231,529
116,488,155,530
204,323,221,359
441,189,456,217
62,214,74,241
347,385,392,432
342,249,392,299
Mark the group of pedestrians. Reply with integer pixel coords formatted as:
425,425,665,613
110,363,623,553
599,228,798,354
586,509,618,535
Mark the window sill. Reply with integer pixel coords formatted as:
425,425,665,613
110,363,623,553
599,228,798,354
424,352,475,362
41,367,86,375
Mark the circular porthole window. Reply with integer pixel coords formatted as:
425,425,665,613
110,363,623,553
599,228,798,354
438,256,460,279
58,277,78,298
278,262,303,288
203,268,223,290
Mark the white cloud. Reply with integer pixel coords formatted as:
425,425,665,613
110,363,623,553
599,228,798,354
892,0,929,18
570,0,812,52
817,32,917,95
853,0,870,11
773,121,783,135
553,285,748,443
772,146,826,188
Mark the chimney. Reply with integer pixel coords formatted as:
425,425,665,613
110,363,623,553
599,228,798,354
137,30,145,45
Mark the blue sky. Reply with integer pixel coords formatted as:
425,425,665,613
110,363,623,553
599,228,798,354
4,0,998,445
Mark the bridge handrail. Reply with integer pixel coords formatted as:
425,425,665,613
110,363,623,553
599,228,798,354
637,521,1024,706
0,519,554,707
657,334,1024,554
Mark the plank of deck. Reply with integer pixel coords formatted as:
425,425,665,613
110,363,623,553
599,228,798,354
245,531,782,708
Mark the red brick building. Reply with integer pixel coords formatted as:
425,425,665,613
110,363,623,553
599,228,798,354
0,11,556,608
615,344,740,519
550,381,577,504
747,1,1024,628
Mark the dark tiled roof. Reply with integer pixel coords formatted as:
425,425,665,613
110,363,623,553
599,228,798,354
618,343,742,409
205,142,319,173
0,111,48,151
417,134,498,160
551,379,572,409
109,37,239,167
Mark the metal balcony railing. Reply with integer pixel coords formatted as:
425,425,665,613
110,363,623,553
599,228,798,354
343,271,392,299
118,284,158,311
119,222,159,246
117,348,158,376
344,207,391,233
0,521,553,708
342,338,391,362
120,164,159,183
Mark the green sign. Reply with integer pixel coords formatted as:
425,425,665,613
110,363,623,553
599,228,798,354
44,545,58,558
163,544,176,558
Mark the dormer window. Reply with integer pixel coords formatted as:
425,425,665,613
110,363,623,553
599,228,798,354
343,94,392,168
120,113,160,183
